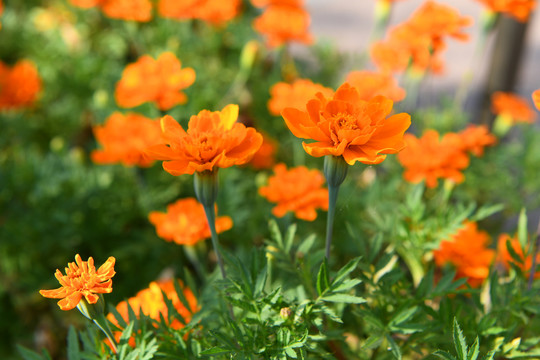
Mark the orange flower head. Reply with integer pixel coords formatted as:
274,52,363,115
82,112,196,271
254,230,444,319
345,70,406,102
40,254,116,311
146,104,263,175
282,82,411,165
475,0,536,22
268,79,334,116
497,233,540,278
251,0,304,7
115,52,196,111
458,124,497,157
91,112,163,167
249,132,278,169
149,197,233,245
69,0,105,8
259,163,328,221
158,0,199,20
101,0,153,22
491,91,536,124
398,130,469,188
253,5,313,47
0,60,42,110
158,0,240,24
433,221,495,287
532,89,540,111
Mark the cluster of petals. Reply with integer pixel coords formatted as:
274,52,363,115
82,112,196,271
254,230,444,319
268,79,334,116
282,82,411,165
39,254,116,311
491,91,536,124
345,70,406,102
533,89,540,111
497,234,540,278
252,0,313,47
0,60,42,110
158,0,240,25
146,104,263,176
474,0,536,22
398,130,469,188
115,52,196,111
249,132,278,169
371,1,472,74
149,197,233,246
433,222,494,287
91,112,163,167
458,124,497,157
259,163,328,221
69,0,152,22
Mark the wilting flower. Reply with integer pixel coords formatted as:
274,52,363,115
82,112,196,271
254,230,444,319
146,104,263,176
158,0,240,25
149,197,233,245
474,0,536,22
497,234,540,278
91,112,163,167
40,254,116,311
531,89,540,111
115,52,195,111
398,130,469,188
282,82,411,165
101,0,152,22
345,70,406,102
249,132,278,169
268,79,334,116
253,3,313,47
491,91,536,124
434,221,494,287
0,60,42,110
259,163,328,221
458,124,496,157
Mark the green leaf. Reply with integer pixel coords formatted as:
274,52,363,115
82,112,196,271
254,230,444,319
316,258,330,296
518,208,528,249
297,234,316,256
285,347,297,358
67,326,80,360
321,293,366,304
386,334,402,360
434,350,458,360
470,204,504,222
17,345,46,360
269,219,283,248
284,224,297,253
332,257,361,286
254,264,268,297
467,337,480,360
330,278,362,293
453,318,468,360
173,278,196,317
417,266,434,297
199,347,233,356
389,306,418,328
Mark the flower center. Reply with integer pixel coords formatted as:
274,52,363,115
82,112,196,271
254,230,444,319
334,113,358,130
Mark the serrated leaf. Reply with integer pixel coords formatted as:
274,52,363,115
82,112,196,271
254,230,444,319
434,350,457,360
389,306,418,327
173,278,196,317
467,337,480,360
317,259,330,296
321,293,366,304
67,326,80,360
200,347,233,356
330,278,362,293
332,257,361,286
453,318,468,360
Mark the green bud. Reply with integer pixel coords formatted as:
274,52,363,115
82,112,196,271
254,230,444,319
194,170,219,208
323,155,348,188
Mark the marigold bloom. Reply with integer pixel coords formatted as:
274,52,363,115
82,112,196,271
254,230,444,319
147,104,263,176
251,0,304,7
40,254,116,311
345,70,406,102
253,5,313,47
149,198,233,245
158,0,240,24
458,124,496,157
101,0,152,22
282,82,411,165
0,60,42,110
475,0,536,22
497,234,540,278
69,0,104,8
115,52,195,111
398,130,469,188
531,89,540,111
268,79,334,116
259,163,328,221
91,112,162,167
249,132,278,169
491,91,536,124
434,222,494,287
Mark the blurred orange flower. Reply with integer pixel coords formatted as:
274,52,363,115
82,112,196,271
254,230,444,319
434,221,494,287
345,70,406,102
491,91,536,124
101,0,152,22
149,198,233,245
497,234,540,278
69,0,104,8
282,82,411,165
115,52,195,111
91,112,162,167
40,254,116,311
458,124,496,157
398,130,469,188
253,4,313,47
268,79,334,116
532,89,540,111
475,0,536,22
147,104,263,176
251,0,304,7
0,60,42,110
259,163,328,221
249,132,278,169
158,0,240,25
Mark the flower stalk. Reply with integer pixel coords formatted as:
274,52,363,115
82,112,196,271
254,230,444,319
77,296,118,353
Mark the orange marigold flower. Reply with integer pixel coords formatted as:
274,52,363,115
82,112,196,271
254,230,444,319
268,79,334,116
458,124,497,157
149,197,233,245
345,70,406,102
69,0,104,8
146,104,263,176
253,5,313,47
0,60,42,110
91,112,163,167
531,89,540,111
40,254,116,311
251,0,304,7
491,91,536,124
249,132,278,169
282,82,411,165
115,52,195,111
398,130,469,188
259,163,328,221
101,0,152,22
158,0,240,25
497,233,540,278
475,0,536,22
434,222,494,287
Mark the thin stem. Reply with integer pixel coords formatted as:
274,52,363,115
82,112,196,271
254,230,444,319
93,313,118,354
202,204,227,279
527,220,540,290
325,184,340,260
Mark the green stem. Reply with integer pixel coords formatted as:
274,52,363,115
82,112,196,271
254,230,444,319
325,184,340,260
202,204,227,279
93,313,118,354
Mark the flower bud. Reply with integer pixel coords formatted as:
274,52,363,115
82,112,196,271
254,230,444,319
323,155,348,188
280,307,292,320
194,170,219,208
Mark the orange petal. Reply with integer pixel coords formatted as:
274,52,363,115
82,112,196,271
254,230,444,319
282,108,315,139
58,291,83,311
163,159,191,175
220,104,239,130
